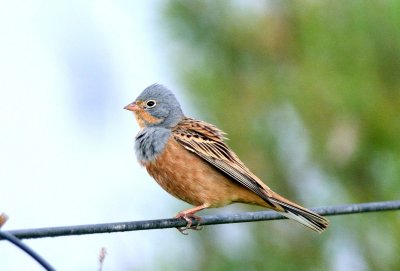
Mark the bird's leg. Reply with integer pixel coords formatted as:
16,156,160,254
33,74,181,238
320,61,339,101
175,204,209,235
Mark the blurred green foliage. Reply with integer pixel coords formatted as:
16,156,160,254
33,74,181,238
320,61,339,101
161,1,400,270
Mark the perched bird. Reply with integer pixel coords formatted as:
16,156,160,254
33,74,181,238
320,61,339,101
125,84,329,234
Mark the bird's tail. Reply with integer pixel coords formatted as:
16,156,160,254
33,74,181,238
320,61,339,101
268,193,329,233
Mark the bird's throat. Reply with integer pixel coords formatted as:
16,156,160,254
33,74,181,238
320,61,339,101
134,127,171,163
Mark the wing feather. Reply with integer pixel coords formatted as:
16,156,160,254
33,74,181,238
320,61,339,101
172,118,329,232
173,118,275,207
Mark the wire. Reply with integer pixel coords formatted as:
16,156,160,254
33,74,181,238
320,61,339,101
0,230,56,271
1,200,399,240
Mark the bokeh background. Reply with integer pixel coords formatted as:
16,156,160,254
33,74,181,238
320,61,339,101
1,1,399,270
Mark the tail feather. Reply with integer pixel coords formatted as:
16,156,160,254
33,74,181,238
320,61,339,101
268,197,329,233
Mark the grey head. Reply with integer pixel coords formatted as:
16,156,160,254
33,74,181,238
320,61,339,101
125,84,185,162
125,84,185,128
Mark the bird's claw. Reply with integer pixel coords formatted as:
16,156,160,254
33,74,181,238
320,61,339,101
175,213,203,235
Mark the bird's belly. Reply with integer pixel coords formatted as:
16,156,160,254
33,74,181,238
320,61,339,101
143,138,264,207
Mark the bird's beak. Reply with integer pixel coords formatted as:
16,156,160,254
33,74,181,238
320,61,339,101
124,103,140,112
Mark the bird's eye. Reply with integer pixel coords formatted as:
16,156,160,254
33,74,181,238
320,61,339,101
145,100,156,108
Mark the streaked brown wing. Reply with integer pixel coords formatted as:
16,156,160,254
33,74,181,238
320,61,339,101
173,118,275,206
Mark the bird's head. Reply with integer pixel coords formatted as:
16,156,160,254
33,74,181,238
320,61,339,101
124,84,184,128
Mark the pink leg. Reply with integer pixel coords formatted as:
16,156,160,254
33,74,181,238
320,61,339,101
175,204,209,235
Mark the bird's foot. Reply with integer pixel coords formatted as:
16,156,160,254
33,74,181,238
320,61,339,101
175,212,203,235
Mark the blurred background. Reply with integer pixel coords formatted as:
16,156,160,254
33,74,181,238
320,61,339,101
1,0,399,270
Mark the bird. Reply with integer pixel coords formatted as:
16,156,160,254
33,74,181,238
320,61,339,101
124,84,329,234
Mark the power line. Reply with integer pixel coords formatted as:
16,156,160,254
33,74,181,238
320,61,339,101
0,231,56,271
2,200,399,240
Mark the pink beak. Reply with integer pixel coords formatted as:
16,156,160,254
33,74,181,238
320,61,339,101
124,103,140,112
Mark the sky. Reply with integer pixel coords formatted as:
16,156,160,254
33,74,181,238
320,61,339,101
0,1,200,270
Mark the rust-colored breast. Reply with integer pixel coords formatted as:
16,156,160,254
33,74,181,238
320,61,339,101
144,138,266,208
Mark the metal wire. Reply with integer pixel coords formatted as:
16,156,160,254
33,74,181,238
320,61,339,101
1,200,399,240
0,230,56,271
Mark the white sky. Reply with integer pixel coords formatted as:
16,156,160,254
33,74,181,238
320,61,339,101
0,1,201,270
